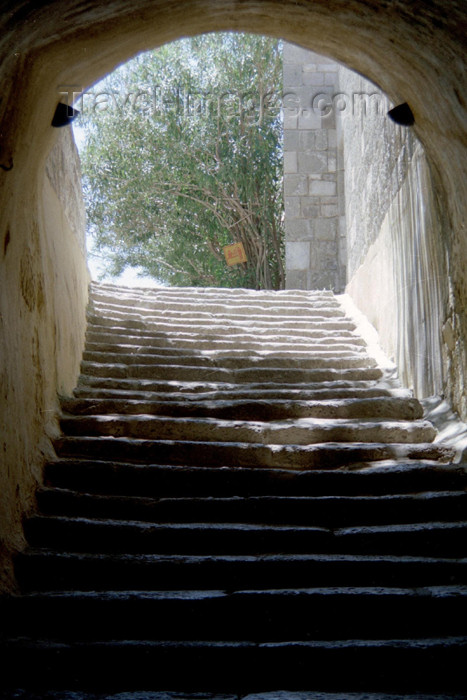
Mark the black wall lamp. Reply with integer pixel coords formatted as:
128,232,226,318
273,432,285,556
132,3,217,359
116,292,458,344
52,102,80,127
387,102,415,126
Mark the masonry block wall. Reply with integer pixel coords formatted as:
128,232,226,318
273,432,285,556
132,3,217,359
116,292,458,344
284,44,455,406
283,44,345,291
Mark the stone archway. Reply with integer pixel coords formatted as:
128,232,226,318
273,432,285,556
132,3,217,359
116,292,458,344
0,0,465,591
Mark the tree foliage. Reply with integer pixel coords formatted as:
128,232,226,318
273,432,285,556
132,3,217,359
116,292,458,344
79,33,284,288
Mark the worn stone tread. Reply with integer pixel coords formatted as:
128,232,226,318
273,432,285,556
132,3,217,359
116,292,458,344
85,341,369,357
53,435,454,469
36,487,467,526
86,327,368,348
59,414,436,446
16,549,467,592
43,459,467,497
80,360,383,383
1,636,466,692
75,376,399,399
82,350,375,370
24,514,467,557
61,396,424,420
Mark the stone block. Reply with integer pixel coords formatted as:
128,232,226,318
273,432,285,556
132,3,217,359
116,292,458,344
325,72,339,86
314,217,338,240
283,131,299,150
298,151,328,174
284,151,298,173
328,129,337,148
284,196,301,219
322,110,336,129
286,241,310,270
321,203,339,218
318,63,339,72
283,90,301,113
283,64,302,86
297,111,322,130
283,112,298,129
284,44,318,64
316,239,339,257
284,174,308,196
285,219,312,241
302,71,325,86
288,86,316,110
308,270,337,290
299,129,328,151
328,156,337,172
286,269,308,290
309,180,337,196
301,200,320,219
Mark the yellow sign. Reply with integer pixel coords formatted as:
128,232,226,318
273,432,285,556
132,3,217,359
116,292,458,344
223,242,247,266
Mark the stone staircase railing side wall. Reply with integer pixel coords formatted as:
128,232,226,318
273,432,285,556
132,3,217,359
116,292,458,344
284,45,461,414
338,66,450,403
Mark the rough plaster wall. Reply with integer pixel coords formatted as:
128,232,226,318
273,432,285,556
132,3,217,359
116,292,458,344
341,67,464,416
346,143,449,398
0,128,88,592
0,0,465,590
341,67,452,400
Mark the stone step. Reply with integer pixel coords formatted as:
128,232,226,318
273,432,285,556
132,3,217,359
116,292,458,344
71,382,413,410
61,396,424,421
87,312,357,333
24,515,467,557
91,281,336,301
36,487,467,527
79,361,383,383
91,295,344,316
0,692,462,700
1,635,466,692
90,284,340,303
3,586,467,641
53,436,454,469
43,460,467,498
91,298,347,318
82,350,376,370
16,549,467,593
86,327,368,349
84,342,367,364
59,415,436,446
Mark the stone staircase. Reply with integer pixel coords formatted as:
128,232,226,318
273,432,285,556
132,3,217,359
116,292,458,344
2,281,467,698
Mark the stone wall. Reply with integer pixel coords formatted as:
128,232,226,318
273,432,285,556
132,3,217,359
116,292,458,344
0,126,89,591
283,44,345,291
338,66,450,400
45,128,87,254
284,51,462,409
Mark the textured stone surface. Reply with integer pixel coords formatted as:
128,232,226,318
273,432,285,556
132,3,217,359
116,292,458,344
0,0,466,599
53,282,453,472
339,68,450,403
283,44,343,292
0,114,88,593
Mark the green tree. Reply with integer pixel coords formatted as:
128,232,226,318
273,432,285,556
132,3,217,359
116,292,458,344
79,33,284,289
